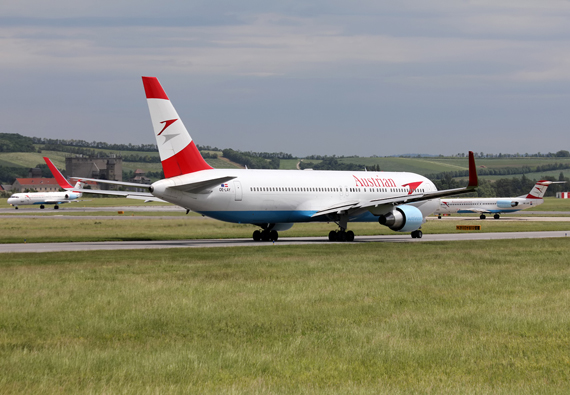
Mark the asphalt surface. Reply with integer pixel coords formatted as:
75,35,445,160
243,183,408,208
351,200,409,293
1,231,568,254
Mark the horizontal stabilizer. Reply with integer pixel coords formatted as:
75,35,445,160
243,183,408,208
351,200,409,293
62,188,155,199
170,176,237,193
69,177,152,189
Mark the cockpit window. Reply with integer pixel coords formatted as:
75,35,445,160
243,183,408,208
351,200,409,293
10,195,18,199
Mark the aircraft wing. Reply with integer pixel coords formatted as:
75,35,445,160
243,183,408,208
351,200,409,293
312,151,478,218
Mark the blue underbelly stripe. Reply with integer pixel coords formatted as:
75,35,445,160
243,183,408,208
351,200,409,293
199,210,379,224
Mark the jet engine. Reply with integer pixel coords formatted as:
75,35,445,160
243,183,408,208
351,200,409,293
65,193,80,200
496,200,519,209
378,204,424,232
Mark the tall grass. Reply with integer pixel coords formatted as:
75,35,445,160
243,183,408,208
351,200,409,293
1,239,570,393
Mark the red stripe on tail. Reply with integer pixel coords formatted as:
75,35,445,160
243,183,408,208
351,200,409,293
43,157,73,189
161,141,213,178
142,76,169,100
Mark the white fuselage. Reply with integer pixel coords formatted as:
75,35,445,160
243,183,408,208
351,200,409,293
435,197,542,215
151,169,440,225
7,191,80,207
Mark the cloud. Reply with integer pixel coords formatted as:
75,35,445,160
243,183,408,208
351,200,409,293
1,1,570,155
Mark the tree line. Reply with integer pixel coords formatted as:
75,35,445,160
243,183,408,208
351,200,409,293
0,133,36,153
426,162,570,180
33,137,158,152
222,149,280,169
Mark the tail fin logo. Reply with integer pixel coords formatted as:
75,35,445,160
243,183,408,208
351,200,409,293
158,119,178,136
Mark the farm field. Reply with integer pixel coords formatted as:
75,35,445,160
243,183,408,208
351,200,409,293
336,156,570,176
4,148,570,178
0,149,240,177
1,239,570,393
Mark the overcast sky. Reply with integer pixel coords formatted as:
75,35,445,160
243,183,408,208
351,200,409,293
1,1,569,157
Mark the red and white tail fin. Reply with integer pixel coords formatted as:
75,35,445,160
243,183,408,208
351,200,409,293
142,76,213,178
526,180,565,199
43,157,74,189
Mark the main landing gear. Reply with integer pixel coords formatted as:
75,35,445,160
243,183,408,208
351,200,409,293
54,205,59,210
328,229,355,242
252,229,278,242
480,214,500,219
327,214,356,242
40,205,45,209
411,230,423,239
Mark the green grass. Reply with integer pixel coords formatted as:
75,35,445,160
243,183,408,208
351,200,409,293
0,216,569,244
1,240,570,393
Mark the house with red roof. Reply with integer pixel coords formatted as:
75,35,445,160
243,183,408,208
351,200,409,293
12,178,60,192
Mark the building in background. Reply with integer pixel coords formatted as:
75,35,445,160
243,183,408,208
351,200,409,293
557,192,569,199
65,156,122,189
12,178,59,192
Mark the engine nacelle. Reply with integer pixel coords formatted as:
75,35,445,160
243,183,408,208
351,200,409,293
497,200,519,209
66,193,79,200
378,204,424,232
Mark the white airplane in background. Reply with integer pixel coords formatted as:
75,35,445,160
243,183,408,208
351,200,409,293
68,76,480,241
435,180,565,219
7,159,84,209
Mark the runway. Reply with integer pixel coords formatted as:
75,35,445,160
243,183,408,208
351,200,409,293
1,231,568,254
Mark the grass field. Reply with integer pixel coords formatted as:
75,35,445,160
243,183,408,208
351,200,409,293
0,215,569,244
1,196,568,212
1,239,570,393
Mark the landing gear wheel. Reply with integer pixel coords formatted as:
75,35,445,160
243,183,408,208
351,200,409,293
54,205,59,210
337,231,346,242
480,214,486,220
438,215,442,219
261,230,270,241
494,214,500,219
269,230,278,241
253,230,261,241
40,205,45,209
328,230,337,241
14,207,18,210
411,230,423,239
346,230,355,242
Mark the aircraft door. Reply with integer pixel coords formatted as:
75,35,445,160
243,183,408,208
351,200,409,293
234,181,243,201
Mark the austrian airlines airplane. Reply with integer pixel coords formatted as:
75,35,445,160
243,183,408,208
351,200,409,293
69,76,479,240
7,159,83,209
436,180,565,219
